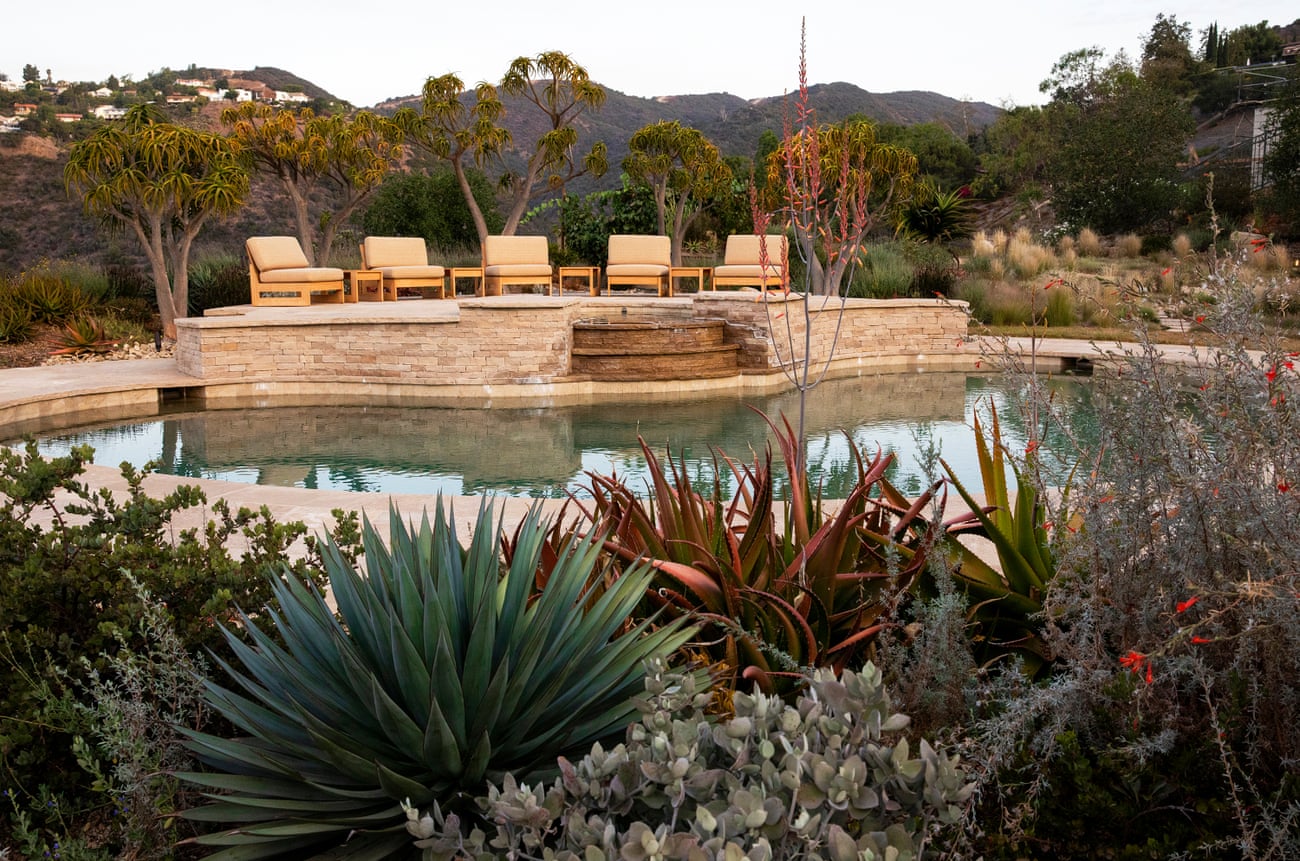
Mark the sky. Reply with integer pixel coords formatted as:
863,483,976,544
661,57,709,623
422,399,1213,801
6,2,1297,109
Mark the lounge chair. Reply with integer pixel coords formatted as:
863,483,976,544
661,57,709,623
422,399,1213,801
711,234,789,291
246,236,346,306
482,235,553,296
359,237,447,300
605,234,671,296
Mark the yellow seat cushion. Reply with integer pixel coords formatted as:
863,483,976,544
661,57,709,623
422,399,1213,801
363,237,430,269
246,236,311,272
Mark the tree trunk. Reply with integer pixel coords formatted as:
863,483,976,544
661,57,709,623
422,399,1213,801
286,183,316,265
136,217,180,340
500,158,546,236
454,161,491,246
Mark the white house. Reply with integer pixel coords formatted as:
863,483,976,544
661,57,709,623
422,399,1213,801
92,105,126,120
91,87,113,98
0,80,22,92
273,90,311,104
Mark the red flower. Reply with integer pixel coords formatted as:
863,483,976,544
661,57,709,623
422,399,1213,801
1161,267,1172,277
1267,366,1278,383
1192,636,1212,645
1043,278,1064,290
1025,439,1040,455
1195,315,1206,324
1176,596,1199,613
1119,650,1146,671
975,360,982,369
1145,662,1154,685
1279,481,1291,493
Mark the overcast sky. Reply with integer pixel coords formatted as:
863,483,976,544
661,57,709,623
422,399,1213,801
7,2,1296,109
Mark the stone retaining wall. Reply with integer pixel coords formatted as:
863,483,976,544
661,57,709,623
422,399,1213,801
176,294,969,384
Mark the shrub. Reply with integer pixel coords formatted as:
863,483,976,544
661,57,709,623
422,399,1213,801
954,278,992,323
965,254,1300,857
406,660,974,860
0,442,354,845
180,501,699,858
1006,235,1055,279
987,284,1032,326
851,241,913,298
1172,233,1194,258
187,252,249,315
1042,284,1076,327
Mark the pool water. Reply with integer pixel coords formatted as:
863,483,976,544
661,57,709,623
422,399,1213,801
17,373,1098,499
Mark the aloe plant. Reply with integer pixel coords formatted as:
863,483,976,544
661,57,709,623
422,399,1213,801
939,402,1067,677
179,499,697,859
577,411,949,697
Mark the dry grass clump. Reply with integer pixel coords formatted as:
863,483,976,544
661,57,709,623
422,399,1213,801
1114,233,1143,259
1172,233,1193,259
971,230,997,258
990,229,1009,254
1246,243,1292,273
1057,235,1076,256
1007,235,1057,279
1060,247,1078,269
1077,227,1103,257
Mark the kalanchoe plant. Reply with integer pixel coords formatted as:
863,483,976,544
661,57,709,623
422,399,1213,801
179,499,698,860
405,659,974,860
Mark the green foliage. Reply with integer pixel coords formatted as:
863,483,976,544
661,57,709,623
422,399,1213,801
896,184,972,245
578,414,948,698
1262,73,1300,232
849,241,914,298
180,500,698,859
362,169,502,254
1044,58,1195,233
877,121,977,191
187,251,250,315
0,298,33,342
0,441,347,837
10,270,92,323
407,660,974,860
939,403,1066,677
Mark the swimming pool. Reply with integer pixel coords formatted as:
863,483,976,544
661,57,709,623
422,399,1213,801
18,372,1097,499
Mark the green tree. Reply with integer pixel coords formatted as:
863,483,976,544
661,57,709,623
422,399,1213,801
623,120,732,264
1222,21,1283,67
969,105,1055,198
1140,13,1198,95
1045,55,1194,233
395,73,510,245
64,104,248,339
222,102,404,265
876,121,977,190
497,51,609,234
362,169,502,252
1039,47,1108,105
1262,75,1300,231
21,63,39,83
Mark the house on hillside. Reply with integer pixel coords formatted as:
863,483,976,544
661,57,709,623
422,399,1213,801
0,80,23,92
273,90,311,104
0,116,20,132
54,113,82,123
91,87,112,98
92,105,126,120
175,77,207,88
165,93,196,105
13,103,37,116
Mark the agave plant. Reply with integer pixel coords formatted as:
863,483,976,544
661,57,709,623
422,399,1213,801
939,402,1070,677
577,411,949,697
179,499,697,859
50,315,119,356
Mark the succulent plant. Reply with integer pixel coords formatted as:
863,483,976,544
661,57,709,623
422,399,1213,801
179,499,698,859
405,659,974,860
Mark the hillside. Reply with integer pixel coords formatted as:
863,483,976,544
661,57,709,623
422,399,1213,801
0,76,1002,275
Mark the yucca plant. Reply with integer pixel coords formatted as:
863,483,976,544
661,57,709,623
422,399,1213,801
938,402,1070,677
577,412,949,698
179,499,698,860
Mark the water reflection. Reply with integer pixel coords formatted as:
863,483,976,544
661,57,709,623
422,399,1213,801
18,373,1099,498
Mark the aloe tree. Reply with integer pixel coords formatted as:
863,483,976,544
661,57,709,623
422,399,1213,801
222,102,405,265
65,104,248,339
179,500,696,859
393,73,510,246
624,120,732,265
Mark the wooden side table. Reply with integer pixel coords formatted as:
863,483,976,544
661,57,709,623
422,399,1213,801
554,265,600,296
349,269,393,302
670,266,712,294
448,266,485,297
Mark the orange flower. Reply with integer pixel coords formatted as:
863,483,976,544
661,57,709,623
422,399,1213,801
1176,596,1199,613
1192,636,1212,645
